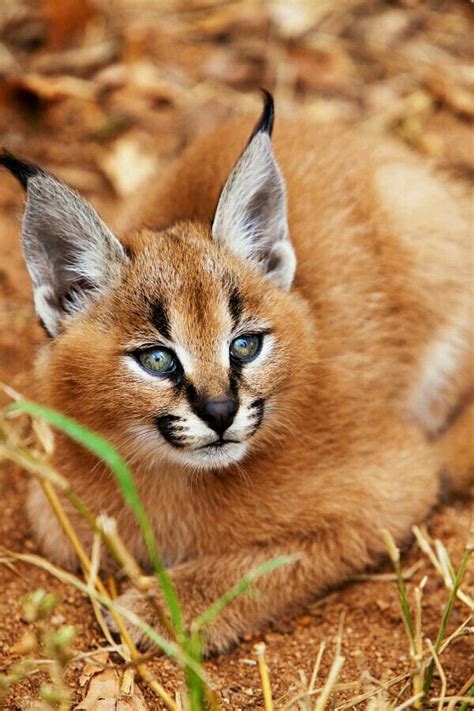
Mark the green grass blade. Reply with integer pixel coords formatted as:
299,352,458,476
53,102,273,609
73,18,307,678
423,545,472,697
187,555,297,710
193,554,298,632
7,401,184,638
459,684,474,711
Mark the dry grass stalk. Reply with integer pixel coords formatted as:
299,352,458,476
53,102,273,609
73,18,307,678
0,546,198,709
314,654,345,711
412,578,426,708
439,616,473,655
381,529,422,704
0,414,181,709
282,680,360,710
422,519,473,697
431,696,474,705
352,560,424,583
393,692,424,710
335,673,411,710
447,677,474,711
425,639,446,711
412,526,473,609
365,693,395,711
86,533,118,651
255,642,274,711
95,514,176,641
309,641,326,695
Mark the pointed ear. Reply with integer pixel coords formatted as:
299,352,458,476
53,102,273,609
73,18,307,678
212,92,296,290
0,151,128,336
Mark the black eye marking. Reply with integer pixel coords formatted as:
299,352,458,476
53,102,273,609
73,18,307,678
156,414,186,448
249,398,265,435
228,286,243,328
185,381,199,409
229,361,243,396
151,300,171,341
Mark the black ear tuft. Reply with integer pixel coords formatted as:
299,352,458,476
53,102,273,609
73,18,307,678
0,150,44,190
248,89,275,142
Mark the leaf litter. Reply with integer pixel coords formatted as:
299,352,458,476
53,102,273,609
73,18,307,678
0,0,472,708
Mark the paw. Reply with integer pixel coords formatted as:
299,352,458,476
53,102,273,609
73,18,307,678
105,587,164,651
104,584,242,656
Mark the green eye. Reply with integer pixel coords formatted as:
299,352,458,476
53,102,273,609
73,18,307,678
137,347,176,375
230,334,261,363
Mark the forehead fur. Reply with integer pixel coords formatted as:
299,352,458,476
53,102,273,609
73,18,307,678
113,222,278,342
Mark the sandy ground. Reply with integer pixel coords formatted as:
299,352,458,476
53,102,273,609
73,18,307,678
0,1,473,708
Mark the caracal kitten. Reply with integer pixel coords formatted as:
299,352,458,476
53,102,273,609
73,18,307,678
1,93,472,653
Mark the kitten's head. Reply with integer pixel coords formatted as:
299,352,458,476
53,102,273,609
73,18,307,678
1,93,315,471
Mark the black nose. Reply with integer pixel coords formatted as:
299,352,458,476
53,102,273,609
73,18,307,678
200,399,238,436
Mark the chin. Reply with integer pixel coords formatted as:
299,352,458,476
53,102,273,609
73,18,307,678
167,441,249,471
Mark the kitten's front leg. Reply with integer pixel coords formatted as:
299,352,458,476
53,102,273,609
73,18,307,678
108,526,387,655
110,431,441,656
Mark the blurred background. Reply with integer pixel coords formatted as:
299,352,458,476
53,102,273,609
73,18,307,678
0,4,473,707
0,0,473,207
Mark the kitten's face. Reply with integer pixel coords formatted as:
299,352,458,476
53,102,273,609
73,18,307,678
3,93,316,472
47,224,313,471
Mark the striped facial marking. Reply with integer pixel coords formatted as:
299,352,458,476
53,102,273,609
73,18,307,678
122,277,274,470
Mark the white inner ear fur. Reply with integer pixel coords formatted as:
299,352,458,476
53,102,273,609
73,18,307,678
212,132,296,290
22,173,127,335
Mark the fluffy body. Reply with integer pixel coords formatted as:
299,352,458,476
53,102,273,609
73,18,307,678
6,109,473,653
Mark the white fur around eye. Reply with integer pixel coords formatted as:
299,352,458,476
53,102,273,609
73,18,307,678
173,344,195,375
220,339,231,368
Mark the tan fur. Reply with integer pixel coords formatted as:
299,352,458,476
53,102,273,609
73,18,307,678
18,113,473,653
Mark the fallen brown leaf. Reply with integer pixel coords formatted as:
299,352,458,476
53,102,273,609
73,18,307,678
8,73,96,102
98,135,157,196
75,652,148,710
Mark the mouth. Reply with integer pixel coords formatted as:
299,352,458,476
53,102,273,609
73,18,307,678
198,438,240,450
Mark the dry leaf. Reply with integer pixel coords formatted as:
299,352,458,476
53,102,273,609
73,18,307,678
9,73,96,102
204,48,263,87
193,1,266,37
32,41,118,75
424,70,474,118
288,42,355,94
98,136,157,196
268,0,332,39
42,0,95,51
75,653,147,710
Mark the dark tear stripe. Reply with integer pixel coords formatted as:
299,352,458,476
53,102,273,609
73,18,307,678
249,397,265,433
183,379,208,422
185,381,201,414
156,414,186,448
229,286,243,328
151,300,171,340
229,362,242,399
